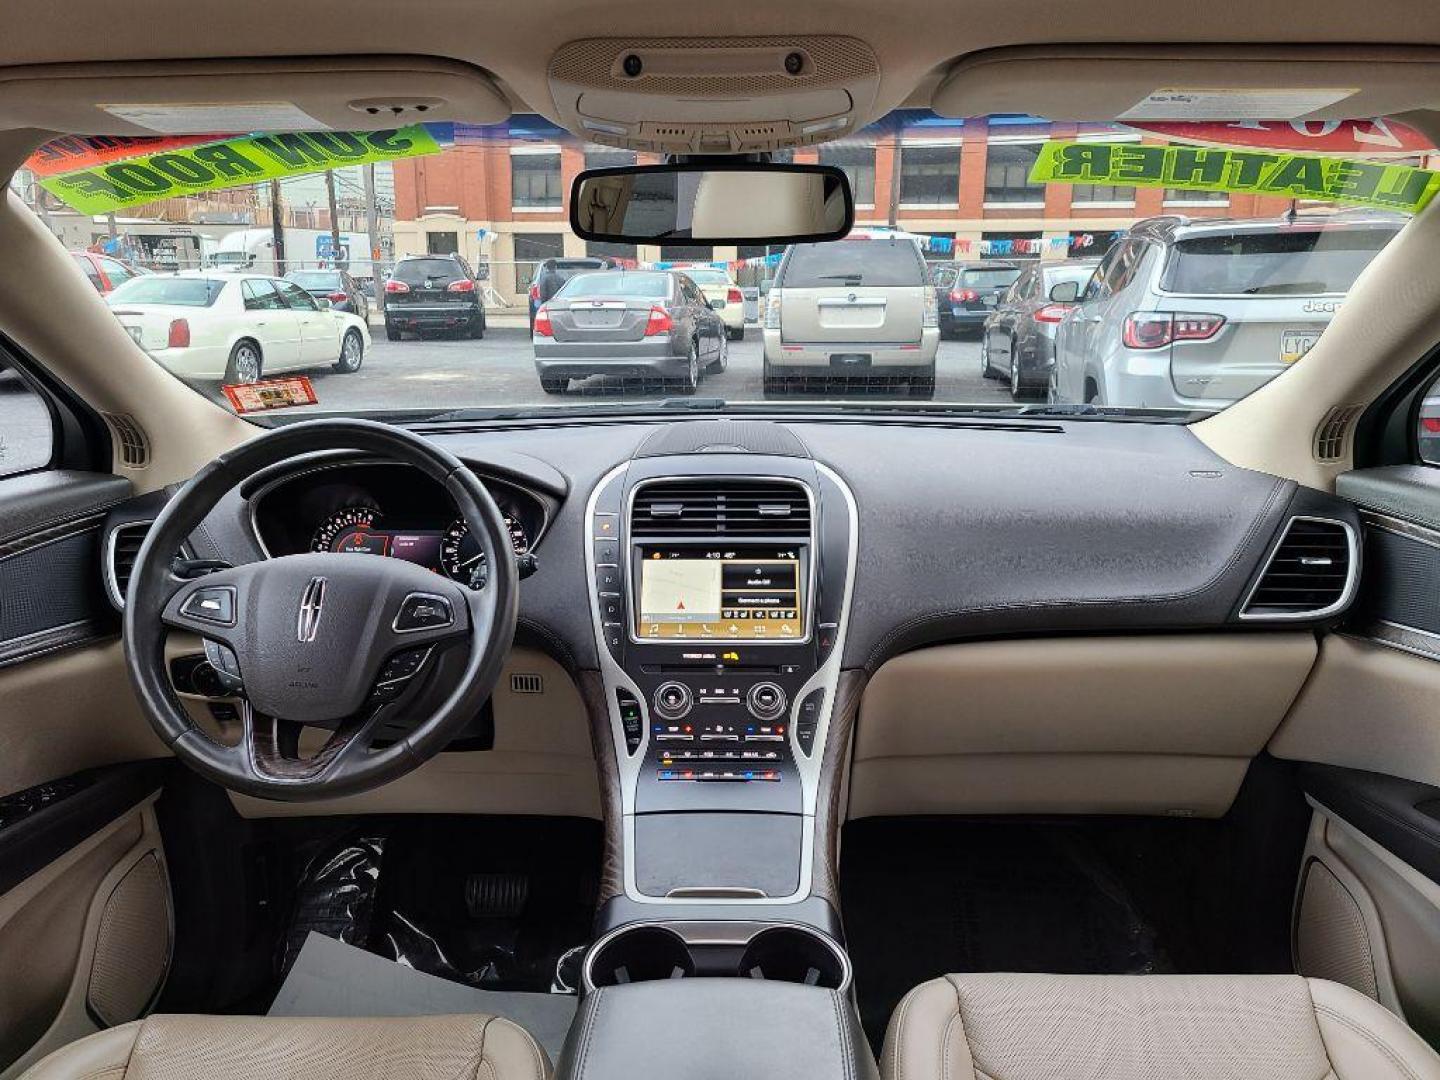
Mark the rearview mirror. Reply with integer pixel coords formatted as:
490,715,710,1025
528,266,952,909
1048,280,1080,304
570,163,853,247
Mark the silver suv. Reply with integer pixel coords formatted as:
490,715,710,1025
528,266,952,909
1049,213,1403,411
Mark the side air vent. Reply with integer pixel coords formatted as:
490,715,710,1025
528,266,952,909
1314,405,1363,463
1241,517,1357,619
630,480,811,539
103,413,150,469
105,522,152,609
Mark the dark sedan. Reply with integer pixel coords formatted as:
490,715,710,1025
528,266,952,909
936,261,1023,338
284,269,369,321
980,258,1100,399
532,270,726,396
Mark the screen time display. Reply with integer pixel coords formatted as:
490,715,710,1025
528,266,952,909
636,547,804,641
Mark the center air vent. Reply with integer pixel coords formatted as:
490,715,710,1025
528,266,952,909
106,521,153,609
1241,517,1356,619
630,480,811,539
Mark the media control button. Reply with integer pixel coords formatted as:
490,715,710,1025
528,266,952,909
596,564,621,591
594,539,620,566
181,586,236,626
602,622,624,652
598,593,622,621
593,513,618,539
394,593,453,633
652,681,693,721
796,688,826,755
746,681,787,722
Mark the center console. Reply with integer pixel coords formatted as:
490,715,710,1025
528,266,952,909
584,449,856,909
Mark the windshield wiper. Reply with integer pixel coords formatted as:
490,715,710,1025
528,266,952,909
814,273,864,282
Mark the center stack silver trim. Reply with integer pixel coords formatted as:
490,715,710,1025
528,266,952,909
582,460,859,906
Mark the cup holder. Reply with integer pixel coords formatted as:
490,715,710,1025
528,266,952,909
586,925,695,987
583,922,851,993
738,926,849,989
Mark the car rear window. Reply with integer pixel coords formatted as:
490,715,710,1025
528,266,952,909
1045,264,1098,290
960,267,1022,288
779,240,925,288
683,270,730,286
555,272,671,299
393,258,462,284
107,277,224,307
1160,227,1398,296
287,271,342,290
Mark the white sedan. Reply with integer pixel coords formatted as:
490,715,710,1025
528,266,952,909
107,272,371,384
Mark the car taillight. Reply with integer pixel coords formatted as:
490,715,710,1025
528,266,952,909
1424,417,1440,433
644,306,673,337
167,319,190,349
764,290,782,330
727,287,743,304
446,278,475,293
1035,304,1069,324
327,291,348,303
533,306,554,337
384,280,410,294
1122,312,1225,350
529,283,540,303
950,287,978,303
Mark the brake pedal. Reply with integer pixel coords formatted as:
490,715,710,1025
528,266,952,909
465,873,529,918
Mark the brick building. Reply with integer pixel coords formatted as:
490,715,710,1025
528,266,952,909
391,117,1305,304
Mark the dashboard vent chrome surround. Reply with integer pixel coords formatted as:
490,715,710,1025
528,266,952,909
102,413,150,469
1314,405,1363,464
105,521,152,609
630,479,811,539
1240,516,1358,620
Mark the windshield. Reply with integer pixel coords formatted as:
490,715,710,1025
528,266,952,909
555,272,671,299
18,108,1425,421
106,277,225,307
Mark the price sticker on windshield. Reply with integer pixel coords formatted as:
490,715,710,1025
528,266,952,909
222,376,319,414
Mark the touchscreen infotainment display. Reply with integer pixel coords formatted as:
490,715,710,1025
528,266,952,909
635,546,804,641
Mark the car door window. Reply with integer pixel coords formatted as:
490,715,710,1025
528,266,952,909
241,279,285,311
0,359,54,477
278,281,319,311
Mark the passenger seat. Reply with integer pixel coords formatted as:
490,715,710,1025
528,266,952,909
883,973,1440,1079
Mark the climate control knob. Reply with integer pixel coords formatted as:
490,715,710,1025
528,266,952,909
653,681,693,721
746,682,788,722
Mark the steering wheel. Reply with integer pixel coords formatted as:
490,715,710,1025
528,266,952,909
122,419,518,801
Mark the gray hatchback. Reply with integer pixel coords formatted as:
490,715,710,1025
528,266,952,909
1050,213,1402,411
532,270,726,396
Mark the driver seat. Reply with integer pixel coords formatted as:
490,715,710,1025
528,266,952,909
19,1013,551,1080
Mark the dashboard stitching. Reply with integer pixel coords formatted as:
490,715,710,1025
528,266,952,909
861,475,1293,670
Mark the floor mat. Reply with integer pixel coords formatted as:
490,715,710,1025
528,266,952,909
841,820,1172,1046
271,932,578,1061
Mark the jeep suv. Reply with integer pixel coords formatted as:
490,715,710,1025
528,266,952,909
1050,213,1403,410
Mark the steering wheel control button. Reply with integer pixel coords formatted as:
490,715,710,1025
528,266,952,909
796,689,826,756
393,592,454,633
202,639,244,694
746,681,788,722
372,646,433,701
652,680,693,720
181,586,236,626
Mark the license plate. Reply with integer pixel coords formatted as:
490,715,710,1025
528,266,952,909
125,326,145,347
572,309,625,329
1280,329,1321,365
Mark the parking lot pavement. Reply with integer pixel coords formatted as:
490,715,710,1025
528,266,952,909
0,330,1018,467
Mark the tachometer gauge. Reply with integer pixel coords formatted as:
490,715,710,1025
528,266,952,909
440,514,529,582
311,507,385,554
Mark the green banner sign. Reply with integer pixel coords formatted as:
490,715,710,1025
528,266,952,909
40,126,442,214
1029,140,1440,214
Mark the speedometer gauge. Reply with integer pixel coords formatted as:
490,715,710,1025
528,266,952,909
439,514,528,582
311,507,384,554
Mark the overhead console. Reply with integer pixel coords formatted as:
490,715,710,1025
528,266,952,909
584,429,856,909
548,36,881,154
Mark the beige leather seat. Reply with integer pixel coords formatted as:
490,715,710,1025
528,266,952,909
20,1013,550,1080
883,973,1440,1080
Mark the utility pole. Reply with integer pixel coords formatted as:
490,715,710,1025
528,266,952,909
324,168,342,269
105,212,119,255
269,178,286,275
886,139,903,229
362,163,384,314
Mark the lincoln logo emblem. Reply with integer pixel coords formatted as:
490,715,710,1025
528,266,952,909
297,577,326,642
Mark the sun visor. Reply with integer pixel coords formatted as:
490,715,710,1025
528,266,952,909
932,45,1440,124
547,36,881,154
0,56,510,136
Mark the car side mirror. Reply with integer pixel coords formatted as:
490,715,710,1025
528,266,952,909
1048,281,1080,304
570,163,853,246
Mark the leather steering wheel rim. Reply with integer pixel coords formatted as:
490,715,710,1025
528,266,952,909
122,418,518,801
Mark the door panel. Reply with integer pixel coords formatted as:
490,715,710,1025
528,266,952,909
1273,464,1440,1043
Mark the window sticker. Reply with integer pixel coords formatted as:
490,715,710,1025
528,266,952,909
222,376,319,415
99,102,324,134
1029,140,1440,214
1117,88,1359,122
